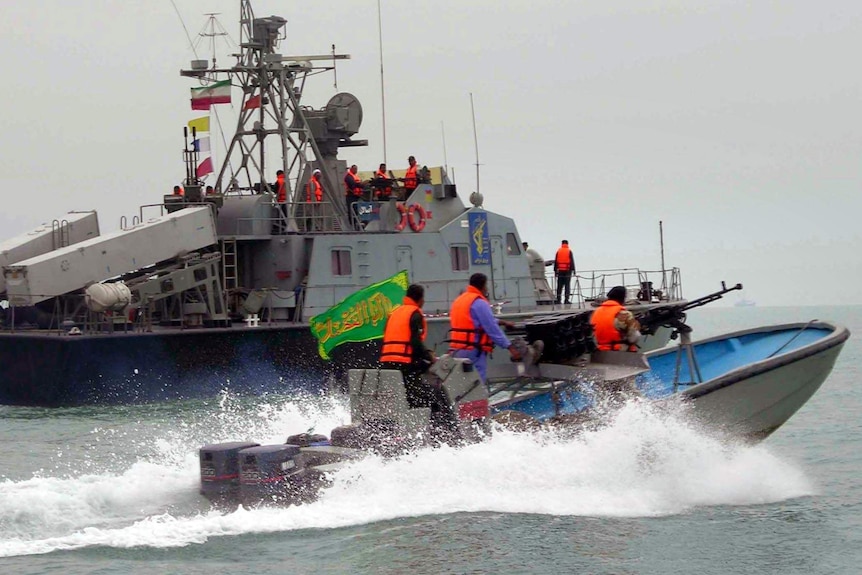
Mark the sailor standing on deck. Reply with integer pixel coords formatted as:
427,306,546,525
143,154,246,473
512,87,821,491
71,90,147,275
522,242,545,273
344,164,364,230
590,285,642,351
305,169,324,231
275,170,288,232
554,239,576,305
403,156,419,195
380,284,445,411
306,169,323,202
372,163,393,200
448,273,521,384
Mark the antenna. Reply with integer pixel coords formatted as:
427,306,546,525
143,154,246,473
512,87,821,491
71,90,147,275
470,92,480,195
377,0,388,164
332,44,338,90
169,0,198,58
660,220,667,293
441,121,449,175
200,13,228,70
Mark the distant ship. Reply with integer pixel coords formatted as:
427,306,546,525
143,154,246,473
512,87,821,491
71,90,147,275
734,298,756,307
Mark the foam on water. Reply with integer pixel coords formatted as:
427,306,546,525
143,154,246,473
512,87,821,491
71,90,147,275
0,395,814,557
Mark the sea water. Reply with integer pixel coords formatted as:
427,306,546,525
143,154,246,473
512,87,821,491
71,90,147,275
1,306,860,574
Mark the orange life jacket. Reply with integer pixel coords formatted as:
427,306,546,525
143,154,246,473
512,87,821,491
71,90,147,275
380,297,425,363
344,171,363,197
374,169,392,199
404,165,418,191
591,300,626,351
448,286,494,353
306,177,323,202
276,174,286,203
555,245,573,272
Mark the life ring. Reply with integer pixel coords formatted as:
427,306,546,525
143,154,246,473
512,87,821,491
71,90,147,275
408,204,427,232
394,203,408,231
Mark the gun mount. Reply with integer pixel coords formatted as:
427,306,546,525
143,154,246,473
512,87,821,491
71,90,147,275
636,282,743,337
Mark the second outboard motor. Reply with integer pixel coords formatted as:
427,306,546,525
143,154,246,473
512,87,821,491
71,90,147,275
200,441,260,503
238,444,302,506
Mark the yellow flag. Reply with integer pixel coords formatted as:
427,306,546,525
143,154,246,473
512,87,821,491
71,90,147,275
188,116,210,133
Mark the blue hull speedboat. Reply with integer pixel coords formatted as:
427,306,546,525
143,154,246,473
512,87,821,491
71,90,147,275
196,322,849,507
488,321,850,440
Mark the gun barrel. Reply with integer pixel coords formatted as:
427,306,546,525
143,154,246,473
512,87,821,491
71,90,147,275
636,282,743,333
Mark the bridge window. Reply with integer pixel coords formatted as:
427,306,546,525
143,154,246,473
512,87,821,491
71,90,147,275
506,233,521,255
331,249,352,276
450,245,469,271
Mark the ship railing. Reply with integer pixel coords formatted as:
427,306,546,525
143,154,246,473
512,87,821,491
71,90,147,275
226,200,345,235
0,293,139,335
545,267,683,304
307,277,538,318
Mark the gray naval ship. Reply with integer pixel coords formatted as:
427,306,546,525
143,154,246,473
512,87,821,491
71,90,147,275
0,1,684,406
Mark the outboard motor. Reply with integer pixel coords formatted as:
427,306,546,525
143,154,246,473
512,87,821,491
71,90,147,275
238,444,302,506
199,441,260,504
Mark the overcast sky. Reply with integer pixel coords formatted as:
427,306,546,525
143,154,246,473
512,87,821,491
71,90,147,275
1,0,860,306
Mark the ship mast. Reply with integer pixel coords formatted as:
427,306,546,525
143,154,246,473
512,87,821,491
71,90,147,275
470,92,480,196
180,0,364,228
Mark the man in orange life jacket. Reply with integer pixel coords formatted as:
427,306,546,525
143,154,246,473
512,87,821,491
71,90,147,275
306,169,323,202
305,169,324,231
172,185,184,197
275,170,288,232
276,170,287,203
403,156,419,195
448,273,521,384
380,284,443,411
590,285,642,351
372,163,393,200
554,239,576,305
344,164,364,230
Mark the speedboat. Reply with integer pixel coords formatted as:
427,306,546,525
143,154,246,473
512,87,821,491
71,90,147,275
489,320,849,441
198,314,848,507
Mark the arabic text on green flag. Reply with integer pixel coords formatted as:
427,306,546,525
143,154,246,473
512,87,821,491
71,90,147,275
310,270,409,360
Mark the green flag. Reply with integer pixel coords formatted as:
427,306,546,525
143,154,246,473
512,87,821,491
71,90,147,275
310,270,409,360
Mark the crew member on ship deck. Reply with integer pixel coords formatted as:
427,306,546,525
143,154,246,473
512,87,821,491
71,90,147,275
305,169,324,231
372,163,393,200
273,170,288,233
448,273,521,384
344,164,364,230
403,156,419,194
554,239,575,305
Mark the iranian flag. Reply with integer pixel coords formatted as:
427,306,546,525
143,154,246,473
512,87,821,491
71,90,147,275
190,80,231,110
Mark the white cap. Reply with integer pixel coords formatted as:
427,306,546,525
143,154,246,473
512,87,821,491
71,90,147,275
313,169,321,175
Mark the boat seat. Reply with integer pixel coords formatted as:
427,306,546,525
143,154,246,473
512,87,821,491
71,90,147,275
347,368,431,437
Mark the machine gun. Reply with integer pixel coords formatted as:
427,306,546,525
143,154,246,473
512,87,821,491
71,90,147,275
636,281,743,337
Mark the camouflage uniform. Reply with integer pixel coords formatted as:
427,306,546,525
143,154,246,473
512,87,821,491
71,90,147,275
614,309,642,344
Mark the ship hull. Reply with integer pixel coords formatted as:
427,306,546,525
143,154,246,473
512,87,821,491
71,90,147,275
0,326,329,406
